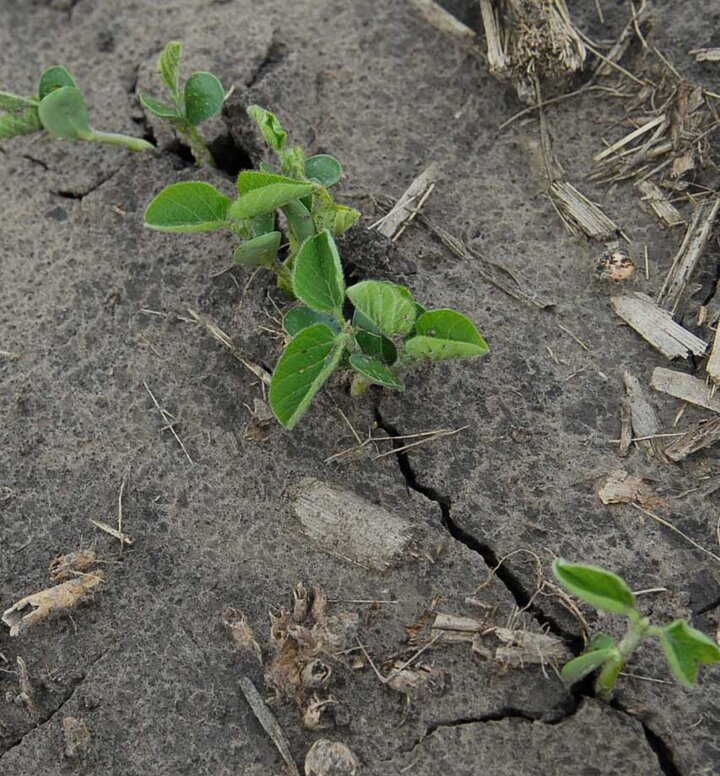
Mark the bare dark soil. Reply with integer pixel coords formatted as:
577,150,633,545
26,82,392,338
1,1,719,774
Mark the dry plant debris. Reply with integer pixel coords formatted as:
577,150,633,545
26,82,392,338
691,48,720,63
636,179,684,227
2,571,105,637
611,293,707,359
623,370,662,457
304,739,360,776
409,0,476,43
370,164,436,241
478,0,586,103
707,327,720,385
549,180,621,241
597,470,664,509
62,715,92,759
49,550,98,581
595,241,635,281
222,607,263,665
11,655,38,721
664,416,720,461
651,367,720,413
291,478,413,570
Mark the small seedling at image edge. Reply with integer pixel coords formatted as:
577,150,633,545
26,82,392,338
144,105,360,292
553,559,720,697
139,41,226,166
0,66,154,152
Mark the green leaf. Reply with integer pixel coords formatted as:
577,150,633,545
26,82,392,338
236,170,308,195
184,72,225,126
38,86,89,139
269,324,345,429
305,154,342,186
247,104,287,152
158,41,182,98
560,637,619,687
405,309,489,361
229,178,315,221
233,230,281,267
292,230,346,317
284,306,340,337
139,93,182,119
283,199,315,245
38,66,76,100
0,108,42,139
353,310,397,364
0,91,38,111
660,620,720,688
144,182,231,233
552,560,636,616
280,145,306,178
349,354,403,389
252,211,275,237
346,280,416,337
312,188,360,236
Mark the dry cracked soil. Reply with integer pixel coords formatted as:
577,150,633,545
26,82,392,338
1,0,719,774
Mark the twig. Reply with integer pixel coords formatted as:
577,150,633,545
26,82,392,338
117,474,127,552
143,381,194,465
632,504,720,564
371,426,469,460
90,519,134,546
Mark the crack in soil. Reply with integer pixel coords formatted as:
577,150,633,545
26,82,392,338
245,35,288,89
0,649,108,762
373,404,684,775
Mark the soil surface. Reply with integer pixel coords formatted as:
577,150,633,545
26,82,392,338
1,1,719,774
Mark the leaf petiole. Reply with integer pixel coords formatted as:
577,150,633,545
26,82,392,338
79,128,154,152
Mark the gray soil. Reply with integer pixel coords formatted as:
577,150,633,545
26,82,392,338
1,0,719,774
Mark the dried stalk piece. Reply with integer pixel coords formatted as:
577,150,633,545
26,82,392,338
636,180,684,227
478,0,586,104
386,662,446,698
611,293,707,359
595,0,650,77
619,397,632,458
2,571,105,637
371,164,436,241
651,367,720,413
623,371,661,457
597,470,664,509
222,607,263,665
657,199,720,313
664,417,720,461
410,0,476,42
63,716,92,758
707,327,720,385
550,181,620,241
691,48,720,62
472,626,570,667
49,550,98,581
15,656,38,721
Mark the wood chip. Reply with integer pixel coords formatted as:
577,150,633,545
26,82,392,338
550,181,620,241
472,627,571,666
636,179,684,227
707,327,720,385
651,367,720,413
657,198,720,313
623,371,661,456
90,519,134,546
410,0,476,41
691,48,720,62
431,612,486,642
2,572,105,637
611,293,707,359
371,164,436,241
597,469,664,509
239,676,300,776
49,550,98,581
291,478,412,570
619,397,632,457
63,716,92,758
664,417,720,461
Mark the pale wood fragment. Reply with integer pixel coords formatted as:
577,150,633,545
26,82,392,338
550,181,619,240
651,367,720,413
619,397,632,457
657,198,720,313
597,470,663,509
623,371,661,456
611,293,707,359
664,417,720,461
707,327,720,385
691,48,720,62
636,179,684,227
410,0,476,41
372,164,437,240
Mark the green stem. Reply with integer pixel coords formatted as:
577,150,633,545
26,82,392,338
180,124,214,167
80,129,154,152
595,617,650,698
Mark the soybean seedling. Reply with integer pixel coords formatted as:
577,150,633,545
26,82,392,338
139,41,226,167
143,105,359,292
269,229,489,428
553,560,720,697
0,66,153,152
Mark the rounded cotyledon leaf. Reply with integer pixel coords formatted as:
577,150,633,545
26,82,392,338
659,620,720,688
144,181,231,233
38,66,76,100
184,71,225,126
349,354,403,390
292,230,346,317
346,280,416,337
269,323,346,429
552,560,636,616
304,154,342,187
404,309,488,361
37,86,90,139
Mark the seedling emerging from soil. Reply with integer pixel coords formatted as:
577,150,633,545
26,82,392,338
139,41,225,166
143,106,359,291
0,66,153,152
553,560,720,697
269,229,488,428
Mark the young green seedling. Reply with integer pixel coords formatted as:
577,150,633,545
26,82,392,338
139,42,226,166
0,66,153,152
143,105,359,292
553,560,720,697
269,229,489,428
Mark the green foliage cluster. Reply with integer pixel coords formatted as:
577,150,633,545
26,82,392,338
553,560,720,696
140,41,226,166
0,66,153,152
144,106,488,428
